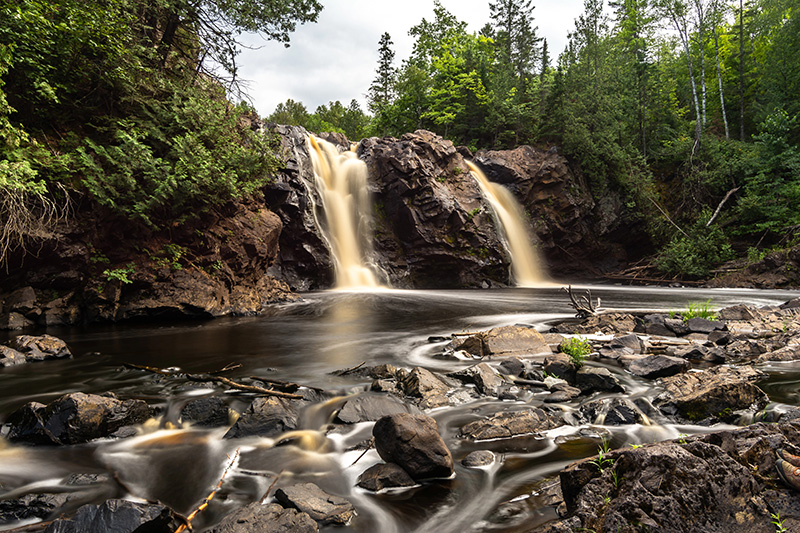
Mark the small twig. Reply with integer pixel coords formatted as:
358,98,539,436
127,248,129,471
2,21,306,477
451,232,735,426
331,361,366,376
259,469,284,504
451,332,484,337
348,438,375,468
209,363,242,375
706,186,740,227
174,448,240,533
649,197,689,238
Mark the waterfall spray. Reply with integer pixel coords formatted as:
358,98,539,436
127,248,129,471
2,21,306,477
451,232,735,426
467,161,548,287
308,136,385,289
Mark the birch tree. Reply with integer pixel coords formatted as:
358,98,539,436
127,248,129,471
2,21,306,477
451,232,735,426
709,0,729,139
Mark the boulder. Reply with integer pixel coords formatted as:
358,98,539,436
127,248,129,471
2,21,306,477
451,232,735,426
498,357,526,377
664,318,690,336
400,367,450,409
556,313,636,335
335,393,420,424
459,408,562,440
180,397,231,428
208,502,318,533
667,343,709,360
357,463,416,491
450,362,503,396
575,367,623,393
543,353,577,383
685,317,725,334
640,314,673,337
543,384,582,403
373,413,454,480
43,499,180,533
483,326,551,357
655,366,769,422
578,398,645,426
462,450,496,467
717,304,760,321
450,334,485,357
0,312,34,330
10,334,72,362
0,345,26,367
6,393,150,445
609,334,645,353
626,354,689,379
223,397,299,439
274,483,355,526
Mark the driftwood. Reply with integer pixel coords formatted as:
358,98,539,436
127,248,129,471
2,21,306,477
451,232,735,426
124,363,303,400
331,361,366,377
174,449,240,533
259,469,284,505
706,187,741,227
563,285,600,318
347,438,375,468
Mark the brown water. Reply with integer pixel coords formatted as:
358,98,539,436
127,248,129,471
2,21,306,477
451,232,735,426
1,286,798,532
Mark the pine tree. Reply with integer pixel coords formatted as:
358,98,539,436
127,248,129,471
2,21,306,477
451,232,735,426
488,0,540,83
367,32,396,115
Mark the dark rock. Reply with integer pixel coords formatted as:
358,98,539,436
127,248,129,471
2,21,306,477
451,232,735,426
641,314,673,337
0,492,76,522
597,345,635,360
544,382,582,403
459,408,562,440
498,357,526,376
336,393,420,424
627,354,689,379
578,398,644,425
543,353,577,383
575,367,623,393
0,345,26,367
451,334,485,357
707,330,732,345
208,502,318,533
373,413,454,480
450,362,503,395
668,343,709,360
483,325,551,357
461,450,496,467
780,297,800,309
717,304,760,321
557,313,636,335
357,463,416,491
370,379,401,394
180,397,230,428
704,346,728,363
664,317,690,336
609,334,644,353
0,312,34,330
43,499,180,533
685,317,725,334
223,397,298,439
400,367,450,409
7,393,150,445
5,286,37,314
11,334,72,362
274,483,355,526
655,366,769,422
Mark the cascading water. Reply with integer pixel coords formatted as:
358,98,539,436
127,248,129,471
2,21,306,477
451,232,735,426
466,161,549,287
308,136,385,289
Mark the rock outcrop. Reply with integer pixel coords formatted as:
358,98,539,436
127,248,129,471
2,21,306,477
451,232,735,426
372,413,454,480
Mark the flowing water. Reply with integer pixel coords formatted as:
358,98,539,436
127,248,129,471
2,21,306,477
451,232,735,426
308,136,385,289
467,162,548,287
1,286,798,532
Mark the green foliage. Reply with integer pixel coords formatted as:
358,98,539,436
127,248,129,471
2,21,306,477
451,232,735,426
682,299,717,321
771,512,788,533
559,336,592,367
589,439,614,472
655,211,734,278
103,263,135,284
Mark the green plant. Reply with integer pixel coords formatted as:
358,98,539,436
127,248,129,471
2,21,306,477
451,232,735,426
682,299,717,321
678,433,688,445
560,336,592,367
103,263,135,284
612,469,621,488
771,512,788,533
629,443,642,449
590,439,614,472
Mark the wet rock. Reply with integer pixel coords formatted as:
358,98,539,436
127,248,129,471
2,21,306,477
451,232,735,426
208,502,318,533
0,312,34,330
462,450,496,467
400,367,451,409
498,357,526,377
223,397,299,439
757,343,800,362
357,463,416,491
575,367,623,393
483,325,551,357
685,317,725,334
578,398,645,426
708,330,732,345
450,362,503,395
543,382,582,403
609,334,645,353
664,317,690,336
10,334,72,362
459,408,562,440
667,343,709,360
0,345,26,367
781,297,800,309
450,334,485,357
640,314,673,337
370,379,401,394
43,499,180,533
274,483,355,526
558,313,636,335
336,392,420,424
626,354,689,379
4,286,37,314
655,366,769,423
717,304,760,321
543,353,577,383
180,397,231,427
0,492,76,522
6,393,150,445
373,413,454,480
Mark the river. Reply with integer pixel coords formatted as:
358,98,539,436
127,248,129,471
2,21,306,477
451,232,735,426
1,285,798,532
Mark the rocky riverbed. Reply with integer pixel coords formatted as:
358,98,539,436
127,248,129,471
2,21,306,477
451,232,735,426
1,297,799,532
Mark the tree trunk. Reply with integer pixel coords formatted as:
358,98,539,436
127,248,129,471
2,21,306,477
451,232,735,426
675,12,703,145
713,25,730,139
739,0,745,141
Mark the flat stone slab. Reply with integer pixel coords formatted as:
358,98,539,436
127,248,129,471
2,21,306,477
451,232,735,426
274,483,355,526
459,408,563,440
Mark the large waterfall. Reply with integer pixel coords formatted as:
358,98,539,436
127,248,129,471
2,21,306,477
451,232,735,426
308,136,385,289
467,161,548,287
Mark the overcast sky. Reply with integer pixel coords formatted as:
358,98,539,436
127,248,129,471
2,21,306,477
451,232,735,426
234,0,586,117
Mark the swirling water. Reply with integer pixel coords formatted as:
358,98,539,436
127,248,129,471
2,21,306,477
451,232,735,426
0,285,798,532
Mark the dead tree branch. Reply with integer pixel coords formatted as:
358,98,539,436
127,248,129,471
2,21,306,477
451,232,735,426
563,285,600,318
706,187,740,226
174,448,240,533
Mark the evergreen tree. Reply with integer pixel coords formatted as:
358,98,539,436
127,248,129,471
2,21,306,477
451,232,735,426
368,32,397,115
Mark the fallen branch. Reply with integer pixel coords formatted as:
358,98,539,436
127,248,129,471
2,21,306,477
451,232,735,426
649,197,689,238
175,448,240,533
563,285,600,318
259,469,284,504
331,361,366,377
706,187,740,227
347,438,375,468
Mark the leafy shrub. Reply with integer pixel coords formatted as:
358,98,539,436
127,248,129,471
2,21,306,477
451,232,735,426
682,299,717,321
655,210,734,278
559,336,592,367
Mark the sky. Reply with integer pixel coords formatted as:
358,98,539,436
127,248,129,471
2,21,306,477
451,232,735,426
234,0,586,117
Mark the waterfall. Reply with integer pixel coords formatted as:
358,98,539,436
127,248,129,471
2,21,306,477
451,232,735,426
467,161,548,287
308,136,385,289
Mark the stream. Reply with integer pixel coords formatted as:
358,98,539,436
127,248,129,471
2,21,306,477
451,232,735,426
1,285,798,532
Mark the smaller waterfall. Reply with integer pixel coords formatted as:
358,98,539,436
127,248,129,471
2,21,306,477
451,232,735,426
308,136,384,289
467,161,548,287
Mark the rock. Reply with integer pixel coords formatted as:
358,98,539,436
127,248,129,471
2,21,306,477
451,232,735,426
6,393,150,445
335,393,420,424
208,502,318,533
400,367,450,409
543,385,582,403
609,334,644,353
0,492,77,522
180,397,231,428
461,450,496,467
373,413,453,480
459,408,562,440
43,499,180,533
757,344,800,362
655,366,769,422
450,362,503,395
685,317,725,333
578,398,645,425
780,297,800,309
498,357,526,377
667,343,709,360
0,345,26,367
274,483,355,526
543,353,577,383
640,314,673,337
223,397,298,439
5,286,37,314
483,326,551,357
0,312,34,330
664,317,690,336
450,334,485,357
708,330,732,345
626,354,689,379
557,313,636,335
10,334,72,362
717,304,760,321
357,463,416,491
575,367,623,393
